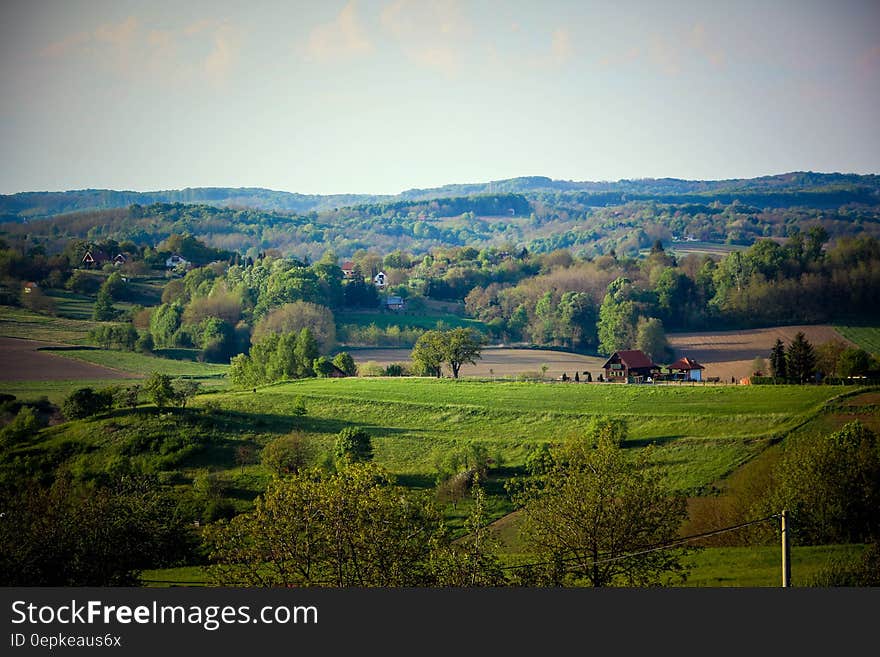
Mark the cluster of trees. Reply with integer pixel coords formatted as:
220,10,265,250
61,373,201,419
0,475,195,585
761,333,878,383
410,328,485,378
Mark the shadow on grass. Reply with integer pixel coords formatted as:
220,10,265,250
622,435,683,449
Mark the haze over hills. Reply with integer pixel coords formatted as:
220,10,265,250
2,171,879,222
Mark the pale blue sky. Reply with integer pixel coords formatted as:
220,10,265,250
1,0,878,195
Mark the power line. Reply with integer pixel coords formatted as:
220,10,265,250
500,513,781,572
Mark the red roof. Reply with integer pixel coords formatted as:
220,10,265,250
341,261,355,270
602,350,658,370
668,357,704,371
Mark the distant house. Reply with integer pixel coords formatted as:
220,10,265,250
384,296,405,311
374,271,387,289
82,249,109,268
165,254,190,269
341,261,355,278
22,281,39,294
601,350,660,383
113,253,127,266
328,364,348,378
666,356,705,381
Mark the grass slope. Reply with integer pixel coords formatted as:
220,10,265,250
834,325,880,354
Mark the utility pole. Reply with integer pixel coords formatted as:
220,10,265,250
781,509,791,587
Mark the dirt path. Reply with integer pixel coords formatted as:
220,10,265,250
0,337,135,381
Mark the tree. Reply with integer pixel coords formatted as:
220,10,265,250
293,328,319,378
335,427,374,464
251,301,336,353
635,317,671,363
444,327,484,379
332,352,357,376
62,387,112,419
207,464,444,587
769,338,787,380
173,379,201,408
837,347,873,379
144,372,175,409
411,330,445,377
513,431,689,587
92,287,117,321
0,406,42,447
597,278,637,355
786,332,816,383
312,356,336,377
772,421,880,544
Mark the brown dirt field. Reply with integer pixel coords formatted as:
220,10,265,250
352,324,854,382
351,347,607,380
667,325,856,382
0,337,135,381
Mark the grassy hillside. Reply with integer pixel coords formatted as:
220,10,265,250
834,325,880,354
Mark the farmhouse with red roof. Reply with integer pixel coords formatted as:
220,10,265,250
666,356,706,381
601,350,660,383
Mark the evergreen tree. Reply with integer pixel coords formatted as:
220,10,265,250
769,338,788,380
786,332,816,383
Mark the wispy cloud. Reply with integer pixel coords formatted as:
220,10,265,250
381,0,471,77
37,16,241,87
304,1,373,63
550,28,573,66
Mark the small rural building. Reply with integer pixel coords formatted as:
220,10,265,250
384,296,405,311
341,261,355,278
374,271,387,289
82,249,109,268
166,254,190,269
601,350,660,383
22,281,39,294
112,253,127,266
667,356,705,381
328,364,348,378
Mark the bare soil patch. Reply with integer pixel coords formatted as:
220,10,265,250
667,325,855,382
0,337,135,381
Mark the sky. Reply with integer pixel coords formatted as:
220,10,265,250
1,0,878,195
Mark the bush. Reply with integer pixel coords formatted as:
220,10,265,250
261,433,313,476
384,363,407,376
335,427,373,464
0,406,42,447
808,543,880,586
62,388,113,420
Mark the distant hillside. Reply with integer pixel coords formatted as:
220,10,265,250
2,172,878,222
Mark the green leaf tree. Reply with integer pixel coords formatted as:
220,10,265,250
144,372,175,409
769,338,788,380
514,431,689,587
411,330,446,377
443,327,484,379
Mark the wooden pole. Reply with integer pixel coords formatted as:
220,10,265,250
781,509,791,588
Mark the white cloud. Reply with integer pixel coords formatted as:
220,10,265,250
305,1,373,63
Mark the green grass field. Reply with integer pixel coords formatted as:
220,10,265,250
46,348,229,378
190,379,850,493
0,305,100,344
139,543,866,588
45,289,97,320
835,325,880,354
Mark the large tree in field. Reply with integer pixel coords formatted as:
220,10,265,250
786,332,816,383
411,330,446,377
597,277,637,355
514,429,689,587
444,327,484,379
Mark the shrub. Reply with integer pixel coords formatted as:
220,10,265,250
62,388,113,420
261,433,313,476
335,427,373,464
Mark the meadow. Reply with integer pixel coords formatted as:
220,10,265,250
834,325,880,354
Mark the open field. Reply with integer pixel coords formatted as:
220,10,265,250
350,346,607,379
668,324,856,382
45,347,229,379
834,325,880,354
0,305,100,344
191,379,850,493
